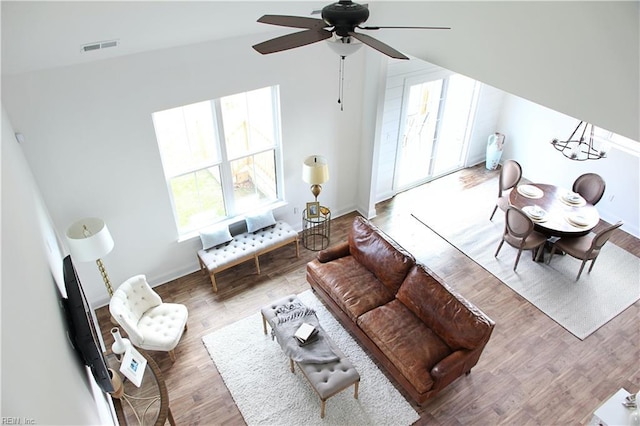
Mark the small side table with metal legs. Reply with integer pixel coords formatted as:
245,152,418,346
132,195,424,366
302,206,331,251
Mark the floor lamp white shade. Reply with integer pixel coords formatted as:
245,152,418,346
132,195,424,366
66,217,115,296
66,218,114,261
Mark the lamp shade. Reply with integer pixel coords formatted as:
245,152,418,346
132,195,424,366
302,155,329,185
66,217,114,262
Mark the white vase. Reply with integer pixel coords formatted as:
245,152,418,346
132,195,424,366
486,132,506,170
110,327,131,357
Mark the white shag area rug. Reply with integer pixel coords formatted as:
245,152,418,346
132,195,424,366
202,290,420,426
412,179,640,340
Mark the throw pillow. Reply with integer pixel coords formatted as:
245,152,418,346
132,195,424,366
245,210,276,233
199,225,233,250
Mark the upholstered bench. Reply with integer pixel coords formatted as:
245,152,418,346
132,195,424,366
261,294,360,419
197,219,299,292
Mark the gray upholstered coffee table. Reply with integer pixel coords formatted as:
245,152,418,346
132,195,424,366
261,294,360,418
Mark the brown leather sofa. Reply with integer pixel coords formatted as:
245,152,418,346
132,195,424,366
306,216,495,405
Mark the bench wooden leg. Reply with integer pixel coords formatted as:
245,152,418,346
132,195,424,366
354,380,359,399
289,358,295,373
254,256,261,275
321,399,326,419
197,255,207,275
168,349,176,363
209,273,218,293
294,238,299,258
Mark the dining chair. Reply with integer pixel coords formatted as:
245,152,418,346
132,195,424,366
547,221,623,280
495,207,547,271
489,159,522,220
110,275,188,362
572,173,606,205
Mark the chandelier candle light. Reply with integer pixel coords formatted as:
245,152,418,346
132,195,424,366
551,121,611,161
66,217,115,297
302,155,330,201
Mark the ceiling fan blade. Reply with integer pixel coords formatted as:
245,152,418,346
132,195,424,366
253,29,333,55
347,31,409,60
257,15,328,29
360,25,451,30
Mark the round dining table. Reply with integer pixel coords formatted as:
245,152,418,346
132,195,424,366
509,183,600,238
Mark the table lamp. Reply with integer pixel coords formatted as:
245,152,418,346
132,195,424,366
66,217,115,297
302,155,330,201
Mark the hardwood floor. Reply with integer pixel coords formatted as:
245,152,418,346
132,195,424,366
96,165,640,425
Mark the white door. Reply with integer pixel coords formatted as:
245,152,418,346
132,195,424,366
393,74,478,192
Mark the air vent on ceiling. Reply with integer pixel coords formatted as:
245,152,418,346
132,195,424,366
81,39,119,53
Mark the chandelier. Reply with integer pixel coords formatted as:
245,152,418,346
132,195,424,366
551,121,610,161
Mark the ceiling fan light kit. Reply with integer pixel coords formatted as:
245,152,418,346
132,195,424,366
326,35,363,57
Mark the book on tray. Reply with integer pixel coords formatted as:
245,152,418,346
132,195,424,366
294,322,318,345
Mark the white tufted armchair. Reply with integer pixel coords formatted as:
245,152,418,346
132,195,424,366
109,275,188,362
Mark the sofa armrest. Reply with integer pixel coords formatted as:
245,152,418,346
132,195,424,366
317,241,350,263
430,350,469,388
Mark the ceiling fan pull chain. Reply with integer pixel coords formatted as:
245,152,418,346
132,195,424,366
338,55,346,111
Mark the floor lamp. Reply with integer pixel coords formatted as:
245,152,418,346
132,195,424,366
66,217,115,297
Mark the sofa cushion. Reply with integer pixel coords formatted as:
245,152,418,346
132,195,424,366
348,217,415,295
357,299,452,395
396,264,493,351
307,256,395,321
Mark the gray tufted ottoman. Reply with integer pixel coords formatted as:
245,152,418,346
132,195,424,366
261,294,360,418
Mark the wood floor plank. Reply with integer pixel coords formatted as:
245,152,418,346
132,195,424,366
96,165,639,425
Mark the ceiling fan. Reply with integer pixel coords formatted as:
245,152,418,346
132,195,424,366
252,0,450,60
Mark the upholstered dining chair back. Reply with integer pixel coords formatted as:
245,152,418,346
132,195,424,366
490,159,522,220
499,160,523,194
592,221,623,250
572,173,606,205
110,274,188,361
504,206,533,240
495,207,547,271
548,221,623,280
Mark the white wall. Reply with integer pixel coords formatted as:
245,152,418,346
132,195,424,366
2,34,368,306
497,95,640,237
1,106,113,424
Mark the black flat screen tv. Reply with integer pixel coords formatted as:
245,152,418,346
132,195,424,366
62,255,114,393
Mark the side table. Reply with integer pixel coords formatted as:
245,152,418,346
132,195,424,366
105,349,176,426
302,206,331,251
590,388,639,426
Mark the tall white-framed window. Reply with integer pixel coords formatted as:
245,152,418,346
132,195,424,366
152,86,283,236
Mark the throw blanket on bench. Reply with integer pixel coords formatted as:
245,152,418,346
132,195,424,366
272,302,338,364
